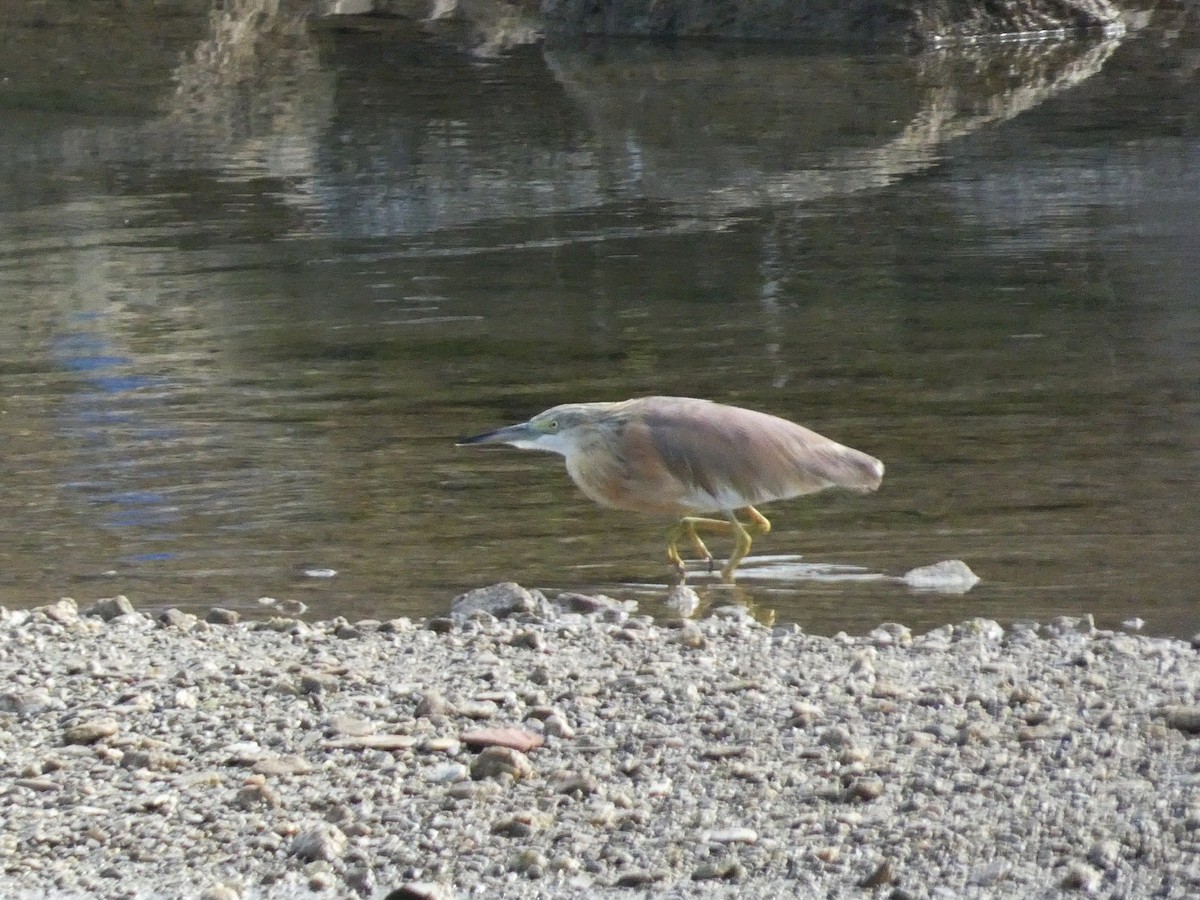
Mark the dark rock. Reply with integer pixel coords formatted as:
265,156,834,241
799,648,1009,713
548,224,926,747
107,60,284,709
1161,705,1200,735
859,860,897,888
541,0,1123,45
205,608,240,626
84,595,136,621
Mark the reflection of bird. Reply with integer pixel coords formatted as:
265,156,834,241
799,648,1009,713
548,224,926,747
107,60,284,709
459,396,884,581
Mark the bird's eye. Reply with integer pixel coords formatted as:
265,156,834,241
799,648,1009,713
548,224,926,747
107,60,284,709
547,419,559,431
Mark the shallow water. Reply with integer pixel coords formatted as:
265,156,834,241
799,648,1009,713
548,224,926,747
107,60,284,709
1,10,1197,635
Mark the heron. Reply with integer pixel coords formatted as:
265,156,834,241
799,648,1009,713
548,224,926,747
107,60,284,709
458,396,883,582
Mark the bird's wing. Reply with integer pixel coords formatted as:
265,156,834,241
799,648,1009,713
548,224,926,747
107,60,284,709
636,397,882,511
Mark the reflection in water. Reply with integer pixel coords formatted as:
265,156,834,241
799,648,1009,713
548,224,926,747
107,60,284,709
0,7,1197,636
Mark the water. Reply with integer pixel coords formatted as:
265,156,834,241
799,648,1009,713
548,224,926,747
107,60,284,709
1,9,1197,636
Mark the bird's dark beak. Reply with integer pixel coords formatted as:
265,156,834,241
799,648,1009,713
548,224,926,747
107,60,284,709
456,422,531,447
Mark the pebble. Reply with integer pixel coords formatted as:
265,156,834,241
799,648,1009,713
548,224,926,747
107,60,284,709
0,586,1196,899
206,608,240,626
63,719,119,745
84,595,136,621
289,825,347,862
460,727,544,752
469,746,534,781
252,755,313,776
705,827,758,844
323,734,416,751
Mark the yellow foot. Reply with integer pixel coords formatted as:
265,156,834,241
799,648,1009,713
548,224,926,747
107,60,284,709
719,506,772,582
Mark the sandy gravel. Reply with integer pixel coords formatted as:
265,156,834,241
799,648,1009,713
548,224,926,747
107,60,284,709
1,584,1198,899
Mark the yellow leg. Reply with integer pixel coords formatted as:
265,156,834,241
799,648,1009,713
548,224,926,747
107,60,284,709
667,516,735,579
720,506,771,582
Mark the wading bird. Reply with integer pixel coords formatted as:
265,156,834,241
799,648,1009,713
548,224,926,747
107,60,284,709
459,396,883,581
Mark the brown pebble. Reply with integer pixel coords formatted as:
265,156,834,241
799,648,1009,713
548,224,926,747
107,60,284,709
462,727,544,753
859,860,897,888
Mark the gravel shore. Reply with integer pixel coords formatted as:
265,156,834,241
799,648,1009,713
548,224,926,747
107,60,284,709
2,584,1198,899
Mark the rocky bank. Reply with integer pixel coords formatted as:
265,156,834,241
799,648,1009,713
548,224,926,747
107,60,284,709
1,585,1198,898
327,0,1129,45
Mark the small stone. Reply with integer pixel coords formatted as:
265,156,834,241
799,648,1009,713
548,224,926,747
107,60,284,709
869,622,912,646
969,860,1012,887
461,728,544,753
334,621,365,639
701,745,752,760
235,781,282,810
84,595,136,621
323,734,416,751
121,750,185,772
37,598,80,625
1087,839,1122,869
1161,706,1200,734
64,719,119,745
426,617,455,634
859,860,897,888
420,736,461,753
843,778,885,802
456,700,500,720
548,771,599,796
509,848,548,875
451,582,540,619
253,617,308,635
677,621,706,649
1061,861,1101,891
329,716,376,737
252,755,313,776
205,608,240,625
902,559,979,593
382,883,455,900
544,714,575,739
308,870,336,891
300,672,339,695
663,585,700,616
14,777,60,793
553,591,629,618
289,825,347,862
470,746,534,781
491,810,550,837
817,727,854,749
512,629,545,650
706,827,758,844
614,869,667,887
0,689,56,717
157,608,198,631
345,867,375,896
198,886,242,900
692,858,747,881
416,691,455,717
424,763,470,783
789,702,823,727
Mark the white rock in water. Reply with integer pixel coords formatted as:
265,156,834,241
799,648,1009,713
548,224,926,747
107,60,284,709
902,560,980,594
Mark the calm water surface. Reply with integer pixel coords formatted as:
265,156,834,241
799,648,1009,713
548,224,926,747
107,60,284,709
1,11,1197,635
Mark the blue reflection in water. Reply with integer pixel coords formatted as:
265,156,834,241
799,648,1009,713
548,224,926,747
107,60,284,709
50,318,181,563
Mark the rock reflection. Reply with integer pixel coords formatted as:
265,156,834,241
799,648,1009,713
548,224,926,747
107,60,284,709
545,37,1120,218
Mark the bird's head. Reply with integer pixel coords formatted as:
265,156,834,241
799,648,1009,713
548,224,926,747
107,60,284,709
457,402,619,458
